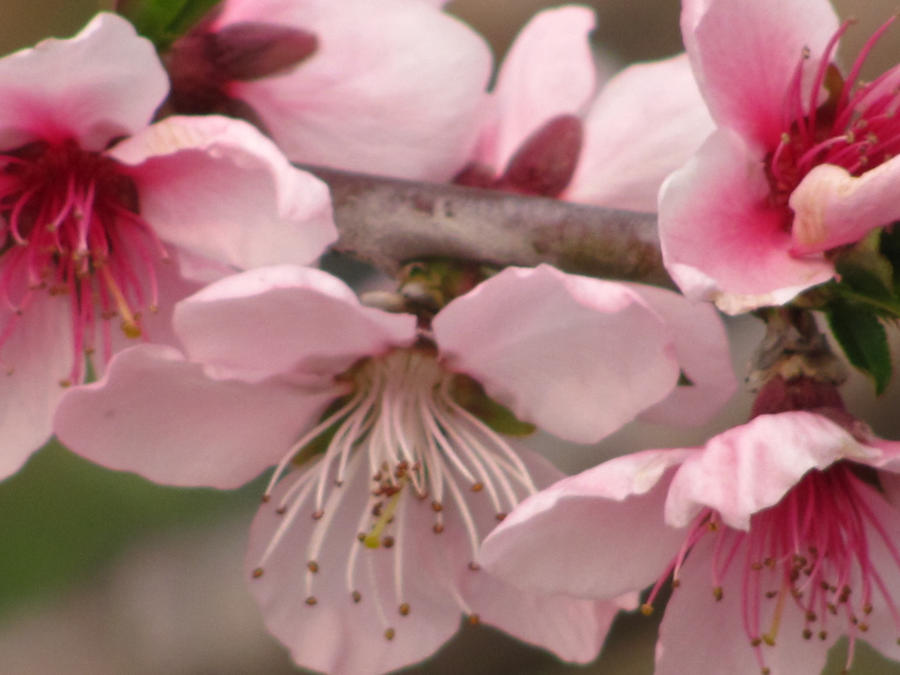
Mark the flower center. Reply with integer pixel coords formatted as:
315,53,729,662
0,139,167,383
643,463,900,675
766,17,900,212
250,348,538,640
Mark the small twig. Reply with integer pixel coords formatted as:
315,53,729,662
302,165,674,289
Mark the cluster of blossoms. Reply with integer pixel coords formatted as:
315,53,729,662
4,0,900,673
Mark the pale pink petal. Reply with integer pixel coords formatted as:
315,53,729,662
109,115,336,269
0,295,72,479
0,13,167,151
682,0,839,150
481,448,693,600
434,265,680,444
219,0,492,180
660,129,834,313
656,535,833,675
626,283,737,427
790,159,900,254
567,53,715,211
665,412,880,530
461,447,619,663
174,266,417,382
478,6,596,170
53,344,335,488
245,449,465,675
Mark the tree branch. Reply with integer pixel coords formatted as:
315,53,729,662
302,165,675,290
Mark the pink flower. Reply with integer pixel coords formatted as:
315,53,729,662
456,6,714,209
482,409,900,674
660,0,900,313
55,263,732,673
0,13,336,478
166,0,492,180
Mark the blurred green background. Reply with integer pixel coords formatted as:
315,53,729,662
1,1,900,674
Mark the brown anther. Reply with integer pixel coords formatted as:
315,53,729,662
352,590,362,603
819,630,828,641
751,562,763,571
859,623,869,632
467,614,481,625
382,536,395,549
384,628,395,641
399,603,410,616
260,494,271,503
357,532,366,542
762,668,771,675
864,602,873,614
311,510,324,520
372,503,383,517
827,603,837,615
640,603,654,616
275,506,287,515
672,578,681,589
495,513,507,521
750,638,762,647
805,611,816,622
713,586,723,601
307,561,319,573
707,521,719,531
433,523,444,534
251,567,264,579
762,635,776,647
764,557,775,568
765,590,778,599
471,482,484,492
468,562,481,571
431,501,443,512
802,629,813,640
305,596,317,606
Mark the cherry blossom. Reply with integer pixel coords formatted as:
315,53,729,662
482,407,900,675
455,6,714,210
0,13,336,478
54,262,734,673
660,0,900,313
165,0,492,180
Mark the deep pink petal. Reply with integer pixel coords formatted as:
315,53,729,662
0,295,72,479
656,535,833,675
481,448,693,600
626,283,737,427
0,13,167,151
682,0,839,150
220,0,492,180
665,412,881,530
659,129,834,313
434,265,681,443
477,6,596,170
109,115,336,269
174,266,417,383
790,159,900,254
567,53,714,211
53,344,334,488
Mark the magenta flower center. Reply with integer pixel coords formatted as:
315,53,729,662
767,17,900,213
646,463,900,674
250,348,537,640
0,139,166,383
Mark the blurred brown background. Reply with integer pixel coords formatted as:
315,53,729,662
0,1,899,674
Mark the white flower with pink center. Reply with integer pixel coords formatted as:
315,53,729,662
456,6,714,209
54,263,734,673
661,0,900,313
0,13,336,478
482,411,900,675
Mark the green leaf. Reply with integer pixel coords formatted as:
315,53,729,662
834,247,894,300
117,0,221,50
826,301,892,394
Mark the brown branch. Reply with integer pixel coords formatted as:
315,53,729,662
302,165,675,290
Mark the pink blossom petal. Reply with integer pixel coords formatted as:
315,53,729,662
434,265,681,443
682,0,839,150
0,13,167,151
174,266,416,382
108,115,336,269
665,412,881,530
660,129,834,313
220,0,492,180
481,448,693,600
478,6,596,170
54,344,335,488
626,283,737,427
0,295,72,479
567,53,715,211
245,449,467,675
790,159,900,254
656,535,833,675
